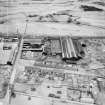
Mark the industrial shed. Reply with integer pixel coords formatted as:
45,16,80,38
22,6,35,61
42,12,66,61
60,37,84,63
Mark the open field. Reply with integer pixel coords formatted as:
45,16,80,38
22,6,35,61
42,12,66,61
0,0,105,36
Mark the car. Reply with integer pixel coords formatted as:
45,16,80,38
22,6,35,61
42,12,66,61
3,46,12,50
48,93,55,97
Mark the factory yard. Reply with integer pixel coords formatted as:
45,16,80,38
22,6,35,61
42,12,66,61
0,34,105,105
0,35,104,105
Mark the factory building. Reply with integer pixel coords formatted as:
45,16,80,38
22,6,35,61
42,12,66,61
50,39,62,55
23,38,43,52
60,36,84,63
